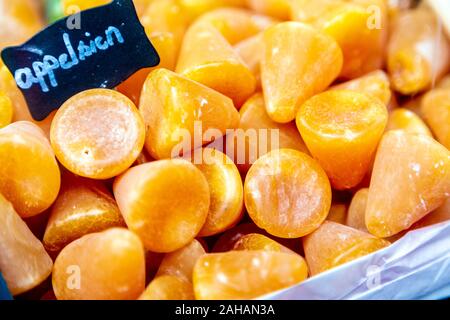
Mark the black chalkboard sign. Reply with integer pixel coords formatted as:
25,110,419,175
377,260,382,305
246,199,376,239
1,0,160,121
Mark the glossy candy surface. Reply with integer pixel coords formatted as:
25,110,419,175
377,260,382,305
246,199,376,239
52,228,145,300
0,121,60,217
244,149,331,238
297,90,388,190
193,251,308,300
114,159,210,252
51,89,145,180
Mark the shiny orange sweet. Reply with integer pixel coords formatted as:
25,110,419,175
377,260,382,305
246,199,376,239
194,8,276,45
388,8,450,94
422,89,450,149
261,22,343,123
52,228,145,300
244,149,331,238
330,70,392,107
246,0,291,20
304,221,390,275
227,93,309,173
290,0,388,79
61,0,111,14
366,131,450,238
43,174,125,253
234,34,263,89
327,203,348,225
346,188,369,232
0,91,13,128
188,148,244,237
114,159,210,252
51,89,145,180
139,275,194,300
139,68,239,160
386,108,432,137
212,223,268,252
0,121,60,218
297,90,388,190
413,198,450,230
156,239,206,282
176,21,256,108
193,251,308,300
233,233,293,253
0,193,53,296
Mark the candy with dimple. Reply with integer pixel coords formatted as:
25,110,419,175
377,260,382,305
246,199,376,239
421,89,450,149
290,0,388,79
43,174,125,253
51,89,145,180
52,228,145,300
0,121,61,218
297,90,388,190
244,149,331,238
0,193,53,296
386,108,432,137
227,93,309,173
113,159,210,253
193,251,308,300
0,92,13,128
261,22,343,123
233,233,293,253
139,68,239,160
388,8,450,95
139,275,194,300
189,148,244,237
176,21,256,108
304,221,390,275
330,70,392,107
366,131,450,238
156,239,206,282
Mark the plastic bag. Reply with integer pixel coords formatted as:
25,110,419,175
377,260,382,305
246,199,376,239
262,221,450,300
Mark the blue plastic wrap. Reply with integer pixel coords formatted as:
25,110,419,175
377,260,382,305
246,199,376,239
262,221,450,300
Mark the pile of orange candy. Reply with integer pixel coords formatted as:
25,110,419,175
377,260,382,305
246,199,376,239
0,0,449,300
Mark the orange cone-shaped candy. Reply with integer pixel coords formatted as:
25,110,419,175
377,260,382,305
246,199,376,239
193,251,308,300
304,221,390,275
422,89,450,149
244,149,331,238
139,68,239,160
52,228,145,300
139,275,194,300
113,159,210,253
346,188,369,232
386,108,432,137
177,0,246,23
327,203,348,225
43,174,125,253
0,121,61,218
0,193,53,296
156,239,206,282
261,22,343,123
290,0,388,79
189,148,244,237
297,90,388,190
234,34,264,89
330,70,392,106
176,22,256,107
388,8,450,95
366,131,450,238
227,93,309,173
51,89,145,180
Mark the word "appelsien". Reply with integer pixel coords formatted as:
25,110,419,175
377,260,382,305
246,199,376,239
14,26,125,93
